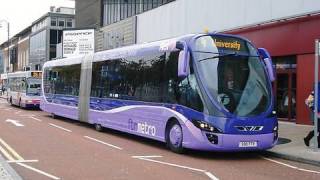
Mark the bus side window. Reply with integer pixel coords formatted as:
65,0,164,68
164,51,180,104
164,51,203,112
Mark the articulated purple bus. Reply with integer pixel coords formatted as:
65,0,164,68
41,33,278,152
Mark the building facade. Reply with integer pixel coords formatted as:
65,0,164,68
75,0,175,51
0,26,31,73
226,14,320,125
29,7,75,70
0,7,75,72
75,0,320,124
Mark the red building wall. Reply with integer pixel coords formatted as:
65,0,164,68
297,54,315,124
226,15,320,124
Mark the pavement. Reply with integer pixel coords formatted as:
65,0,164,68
264,121,320,166
0,154,22,180
0,92,319,179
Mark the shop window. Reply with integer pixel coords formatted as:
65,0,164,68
273,56,296,70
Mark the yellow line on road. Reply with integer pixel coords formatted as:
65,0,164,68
0,144,15,161
0,138,24,160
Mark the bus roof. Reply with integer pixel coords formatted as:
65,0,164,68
7,71,42,79
43,34,196,69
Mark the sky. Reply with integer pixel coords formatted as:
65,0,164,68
0,0,74,44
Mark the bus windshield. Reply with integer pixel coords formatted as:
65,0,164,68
27,78,41,96
193,35,270,117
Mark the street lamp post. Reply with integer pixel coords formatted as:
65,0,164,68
0,19,10,73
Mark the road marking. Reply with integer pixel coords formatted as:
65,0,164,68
132,155,163,158
0,138,24,160
205,172,219,180
0,144,15,161
49,123,72,132
29,116,42,122
19,114,36,117
16,162,60,180
14,111,22,114
7,160,39,163
132,155,219,180
84,136,123,150
5,119,24,127
261,156,320,174
4,108,13,111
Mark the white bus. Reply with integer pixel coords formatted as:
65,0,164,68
7,71,42,108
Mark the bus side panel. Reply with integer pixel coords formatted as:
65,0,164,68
88,105,187,142
41,98,79,120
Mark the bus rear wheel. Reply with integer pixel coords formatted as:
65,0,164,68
51,113,58,119
166,120,184,153
9,97,13,106
94,124,103,132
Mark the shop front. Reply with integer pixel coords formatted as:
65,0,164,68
226,13,320,124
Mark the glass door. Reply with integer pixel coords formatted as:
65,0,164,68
275,70,296,121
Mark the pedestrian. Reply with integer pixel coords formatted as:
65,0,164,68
304,91,320,148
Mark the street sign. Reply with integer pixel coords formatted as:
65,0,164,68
62,29,95,58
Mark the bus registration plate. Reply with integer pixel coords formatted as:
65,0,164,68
239,141,257,148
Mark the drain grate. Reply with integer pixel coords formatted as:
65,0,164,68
277,137,292,145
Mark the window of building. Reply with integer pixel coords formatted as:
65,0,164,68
120,0,128,20
49,30,63,60
58,19,65,27
35,64,41,71
103,0,176,25
66,19,73,28
152,0,160,8
128,0,133,17
135,0,141,14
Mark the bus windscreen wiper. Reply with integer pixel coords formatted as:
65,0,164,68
197,52,237,62
194,51,259,62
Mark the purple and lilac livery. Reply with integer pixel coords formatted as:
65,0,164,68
41,32,278,152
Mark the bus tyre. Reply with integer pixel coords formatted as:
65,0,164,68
51,113,58,119
9,97,13,106
166,120,184,153
95,124,103,132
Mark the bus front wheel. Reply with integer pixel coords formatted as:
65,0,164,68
166,120,184,153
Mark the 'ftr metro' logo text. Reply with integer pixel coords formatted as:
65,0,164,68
128,119,156,136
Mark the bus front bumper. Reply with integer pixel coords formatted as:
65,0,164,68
182,121,277,152
24,99,40,108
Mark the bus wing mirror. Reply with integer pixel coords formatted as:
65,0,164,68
177,41,190,78
258,48,275,82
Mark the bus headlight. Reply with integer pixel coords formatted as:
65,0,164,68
191,119,221,133
26,100,33,103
